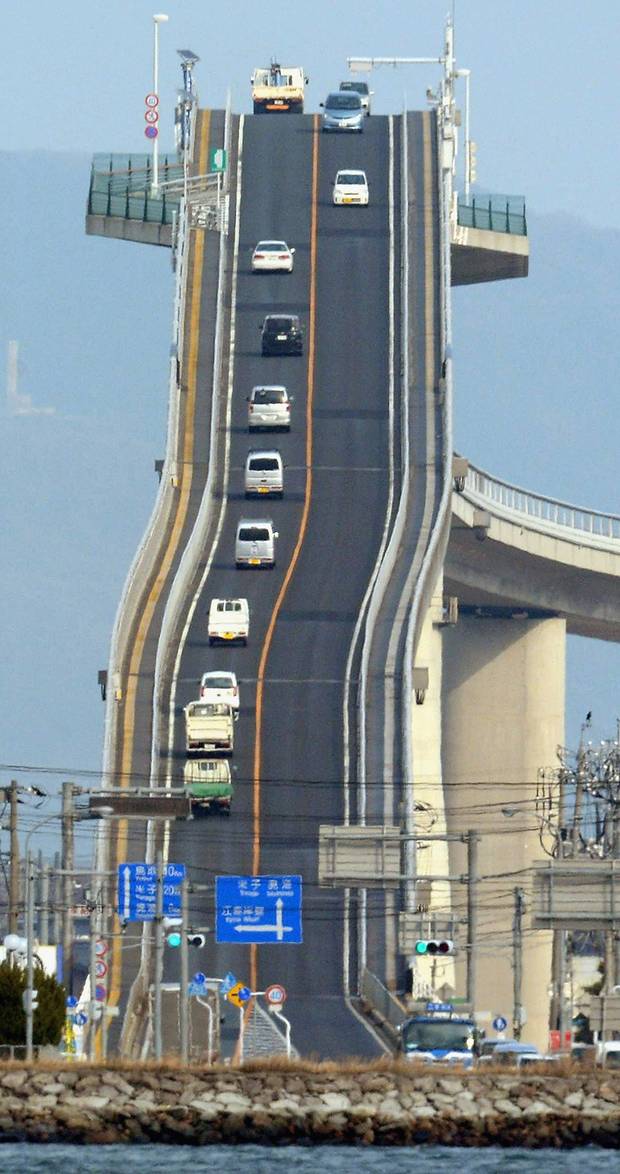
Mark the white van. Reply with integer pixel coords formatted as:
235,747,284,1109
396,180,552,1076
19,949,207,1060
247,385,292,431
245,450,284,497
208,598,249,645
235,519,279,568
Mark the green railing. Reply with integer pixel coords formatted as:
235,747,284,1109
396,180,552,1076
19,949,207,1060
87,153,183,225
457,193,527,236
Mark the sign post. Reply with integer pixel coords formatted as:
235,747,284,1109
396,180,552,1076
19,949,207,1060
215,876,302,944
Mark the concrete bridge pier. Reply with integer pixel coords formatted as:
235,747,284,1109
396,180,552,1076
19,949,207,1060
441,613,565,1051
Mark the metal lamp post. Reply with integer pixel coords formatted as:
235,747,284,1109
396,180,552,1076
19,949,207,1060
152,13,169,194
23,809,109,1060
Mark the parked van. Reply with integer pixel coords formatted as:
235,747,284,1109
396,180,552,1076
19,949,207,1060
245,450,284,497
235,519,278,568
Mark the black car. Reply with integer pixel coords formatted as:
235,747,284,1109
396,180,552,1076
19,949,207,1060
260,314,303,356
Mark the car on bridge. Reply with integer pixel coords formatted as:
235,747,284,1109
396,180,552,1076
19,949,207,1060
339,79,372,115
199,670,240,711
251,240,295,273
245,450,284,497
333,169,369,206
320,91,364,133
260,314,303,356
235,519,279,568
247,385,293,431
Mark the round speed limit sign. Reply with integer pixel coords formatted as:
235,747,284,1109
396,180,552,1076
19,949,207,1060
145,93,159,108
265,983,287,1007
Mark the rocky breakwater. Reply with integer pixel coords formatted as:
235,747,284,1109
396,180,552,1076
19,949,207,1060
0,1063,619,1147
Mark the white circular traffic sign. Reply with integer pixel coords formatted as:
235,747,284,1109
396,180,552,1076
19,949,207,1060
145,93,159,108
95,959,108,979
145,109,159,124
265,983,287,1006
95,939,108,957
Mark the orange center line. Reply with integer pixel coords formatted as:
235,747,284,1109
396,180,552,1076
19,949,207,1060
249,116,320,994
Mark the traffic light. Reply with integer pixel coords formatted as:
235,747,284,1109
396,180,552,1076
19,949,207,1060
187,934,206,948
414,939,455,956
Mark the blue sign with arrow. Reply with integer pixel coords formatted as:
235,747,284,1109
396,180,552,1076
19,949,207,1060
117,862,186,922
215,875,302,944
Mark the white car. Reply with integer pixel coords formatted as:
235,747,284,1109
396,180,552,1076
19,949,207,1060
199,670,240,711
251,240,295,272
333,170,369,206
247,385,292,431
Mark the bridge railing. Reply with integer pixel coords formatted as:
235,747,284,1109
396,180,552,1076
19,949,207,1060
462,459,620,545
88,153,182,224
457,192,527,236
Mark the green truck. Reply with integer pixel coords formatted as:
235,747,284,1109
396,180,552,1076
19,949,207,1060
184,759,233,815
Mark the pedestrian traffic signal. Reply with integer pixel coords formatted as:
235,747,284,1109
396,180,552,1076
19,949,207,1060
414,939,455,956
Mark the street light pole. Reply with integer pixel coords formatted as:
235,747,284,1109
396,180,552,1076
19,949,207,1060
25,851,35,1060
152,13,169,195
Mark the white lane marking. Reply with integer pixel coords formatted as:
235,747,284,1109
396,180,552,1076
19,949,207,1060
163,114,246,859
342,114,397,1000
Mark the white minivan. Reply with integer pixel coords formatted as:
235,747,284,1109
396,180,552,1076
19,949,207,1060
247,385,292,431
244,450,284,498
235,519,279,568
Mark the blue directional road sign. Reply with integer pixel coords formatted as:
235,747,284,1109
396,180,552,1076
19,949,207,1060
215,875,302,944
117,862,186,922
493,1015,508,1032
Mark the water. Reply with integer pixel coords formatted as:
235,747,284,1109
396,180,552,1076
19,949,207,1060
0,1146,616,1172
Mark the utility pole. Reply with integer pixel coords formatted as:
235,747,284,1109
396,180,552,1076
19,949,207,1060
154,850,164,1060
466,830,479,1008
512,887,525,1040
8,780,20,933
61,782,75,992
180,875,189,1064
40,861,50,944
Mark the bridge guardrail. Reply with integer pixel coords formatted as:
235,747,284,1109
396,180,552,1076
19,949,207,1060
360,967,405,1040
456,192,527,236
461,459,620,549
402,108,455,908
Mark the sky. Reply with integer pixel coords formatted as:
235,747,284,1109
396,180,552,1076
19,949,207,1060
1,0,618,857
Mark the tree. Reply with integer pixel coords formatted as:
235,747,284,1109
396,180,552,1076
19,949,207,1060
0,960,66,1047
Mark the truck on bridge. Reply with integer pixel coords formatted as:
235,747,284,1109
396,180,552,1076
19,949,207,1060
251,61,307,114
184,700,234,755
184,758,233,814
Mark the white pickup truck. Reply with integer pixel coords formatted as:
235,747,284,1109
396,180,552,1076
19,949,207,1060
208,598,249,645
184,700,234,755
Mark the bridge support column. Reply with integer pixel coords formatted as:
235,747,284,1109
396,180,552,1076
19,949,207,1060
442,614,565,1052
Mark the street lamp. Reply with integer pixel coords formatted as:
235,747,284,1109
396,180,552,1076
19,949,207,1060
23,809,110,1061
152,13,169,195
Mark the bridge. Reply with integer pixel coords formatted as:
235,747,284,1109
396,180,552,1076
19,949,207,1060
87,33,619,1059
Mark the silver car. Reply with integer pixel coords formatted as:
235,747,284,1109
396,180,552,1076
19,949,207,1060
235,519,279,568
245,450,284,497
339,80,373,116
247,385,292,431
321,91,364,132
